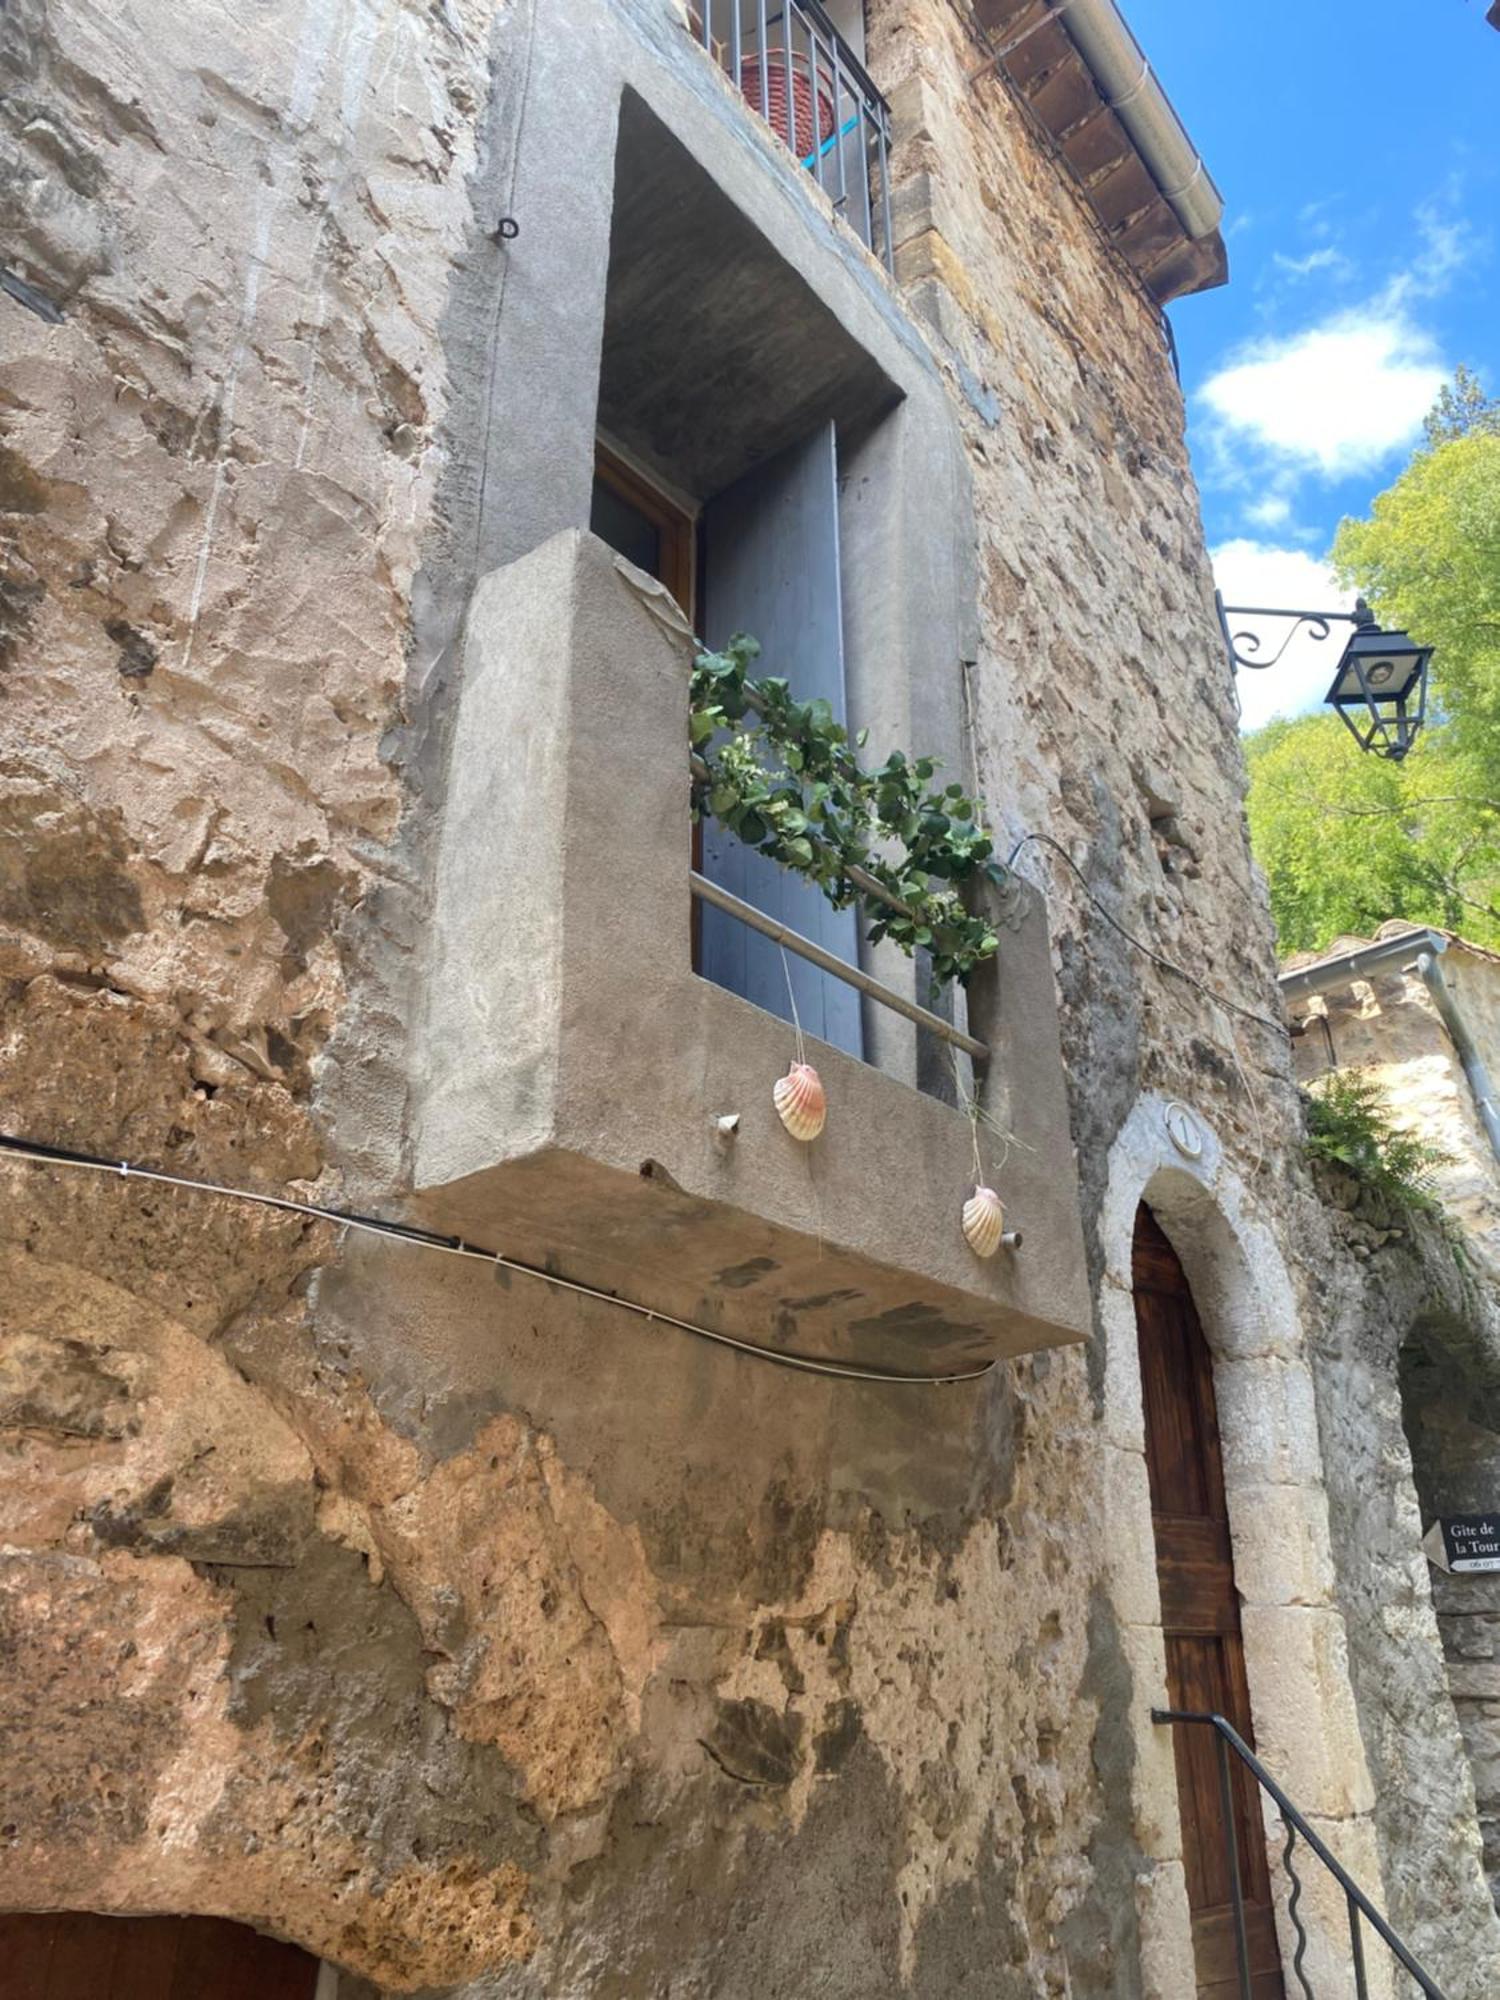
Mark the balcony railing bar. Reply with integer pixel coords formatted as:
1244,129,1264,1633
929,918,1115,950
878,119,894,269
800,0,884,121
831,42,848,215
782,0,797,159
694,0,894,268
810,18,830,204
689,870,989,1061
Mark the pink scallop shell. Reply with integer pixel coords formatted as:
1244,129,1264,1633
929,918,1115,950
773,1062,826,1142
961,1184,1005,1259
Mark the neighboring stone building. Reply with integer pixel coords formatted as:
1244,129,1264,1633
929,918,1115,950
2,1,1498,1996
1285,926,1500,1929
1285,925,1500,1278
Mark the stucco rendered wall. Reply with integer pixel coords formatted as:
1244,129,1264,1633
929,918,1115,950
2,0,1494,1994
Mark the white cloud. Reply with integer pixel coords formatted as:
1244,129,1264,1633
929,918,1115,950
1271,245,1353,283
1243,493,1293,531
1199,308,1445,482
1211,540,1356,734
1392,199,1472,304
1196,186,1482,505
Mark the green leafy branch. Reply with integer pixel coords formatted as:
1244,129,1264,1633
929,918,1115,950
689,634,1005,985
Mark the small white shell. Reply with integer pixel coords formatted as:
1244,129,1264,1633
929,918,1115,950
962,1184,1006,1259
773,1062,826,1142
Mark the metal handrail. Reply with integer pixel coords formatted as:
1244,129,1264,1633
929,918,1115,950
1153,1709,1449,2000
689,869,988,1061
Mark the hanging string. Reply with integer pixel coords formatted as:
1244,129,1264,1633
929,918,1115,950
778,941,825,1257
779,941,808,1067
948,1041,1013,1190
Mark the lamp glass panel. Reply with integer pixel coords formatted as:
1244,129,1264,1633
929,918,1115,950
1329,632,1426,704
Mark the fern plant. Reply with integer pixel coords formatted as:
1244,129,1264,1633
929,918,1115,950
1303,1070,1449,1215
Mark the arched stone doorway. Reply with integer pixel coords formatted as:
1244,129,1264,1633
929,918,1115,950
0,1911,323,1998
1096,1093,1385,1998
1133,1201,1284,1997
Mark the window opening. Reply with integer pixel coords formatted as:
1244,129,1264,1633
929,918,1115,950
698,423,863,1058
595,96,901,1062
590,439,696,621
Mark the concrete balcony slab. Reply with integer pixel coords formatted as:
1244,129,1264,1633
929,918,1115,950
413,530,1090,1375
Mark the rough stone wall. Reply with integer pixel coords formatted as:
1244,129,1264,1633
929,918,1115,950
0,0,538,1984
1287,937,1500,1925
1,0,1491,1995
1406,1336,1500,1919
874,0,1288,1228
1302,1168,1500,1973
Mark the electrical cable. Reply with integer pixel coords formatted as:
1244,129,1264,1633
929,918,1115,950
1004,830,1285,1036
0,1132,997,1389
0,813,1273,1386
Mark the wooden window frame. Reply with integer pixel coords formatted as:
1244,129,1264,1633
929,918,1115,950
593,441,696,624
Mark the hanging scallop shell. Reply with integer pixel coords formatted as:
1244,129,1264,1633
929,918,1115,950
773,1062,826,1142
962,1184,1006,1259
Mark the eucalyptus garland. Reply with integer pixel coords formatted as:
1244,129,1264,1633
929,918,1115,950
689,634,1005,986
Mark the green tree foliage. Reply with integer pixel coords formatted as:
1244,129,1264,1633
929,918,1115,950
1245,373,1500,953
1424,363,1500,446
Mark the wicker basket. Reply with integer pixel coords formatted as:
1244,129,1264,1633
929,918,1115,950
739,52,836,157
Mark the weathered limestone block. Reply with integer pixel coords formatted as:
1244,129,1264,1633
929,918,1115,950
1229,1482,1339,1610
1215,1356,1324,1490
369,1416,661,1820
1100,1442,1162,1627
1268,1810,1396,2000
0,1246,314,1562
0,1542,539,1990
1239,1606,1375,1820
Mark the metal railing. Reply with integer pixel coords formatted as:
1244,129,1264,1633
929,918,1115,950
691,0,895,268
1153,1710,1449,2000
689,868,988,1060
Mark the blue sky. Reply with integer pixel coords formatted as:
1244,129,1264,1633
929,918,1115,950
1125,0,1498,729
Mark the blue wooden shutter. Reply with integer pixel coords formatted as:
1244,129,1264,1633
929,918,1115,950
699,424,863,1059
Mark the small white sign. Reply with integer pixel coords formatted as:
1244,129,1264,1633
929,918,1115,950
1424,1515,1500,1573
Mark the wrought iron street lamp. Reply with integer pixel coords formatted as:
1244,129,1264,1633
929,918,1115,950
1216,593,1434,762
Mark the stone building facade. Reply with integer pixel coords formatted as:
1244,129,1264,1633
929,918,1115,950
1286,927,1500,1936
2,0,1498,1994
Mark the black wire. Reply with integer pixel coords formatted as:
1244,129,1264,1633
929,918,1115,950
0,1131,459,1248
1004,831,1285,1036
0,1132,996,1388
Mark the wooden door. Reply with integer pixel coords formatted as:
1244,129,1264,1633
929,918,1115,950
1133,1204,1286,2000
699,424,863,1059
0,1911,320,1998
